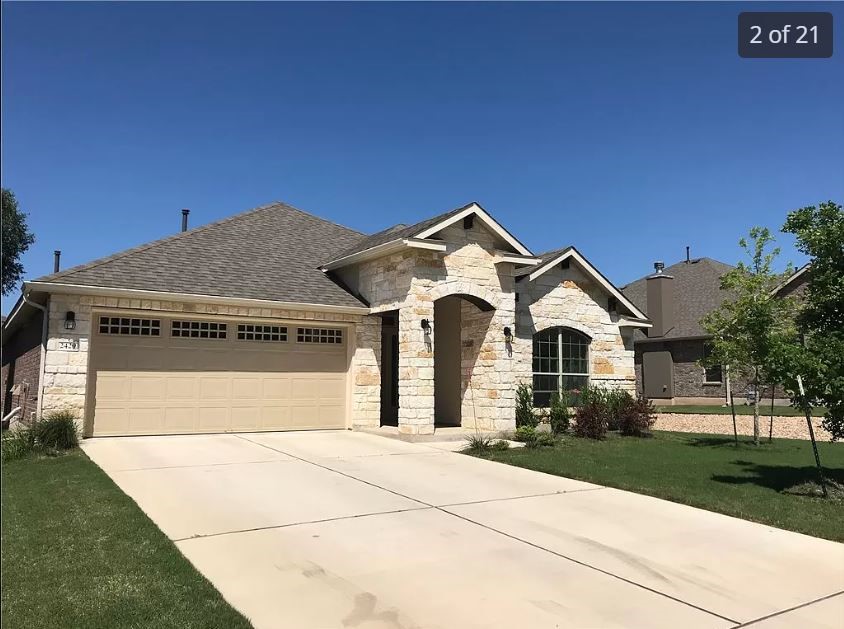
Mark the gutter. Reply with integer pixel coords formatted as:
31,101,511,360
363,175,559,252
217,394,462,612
320,238,448,271
22,290,49,420
23,281,371,316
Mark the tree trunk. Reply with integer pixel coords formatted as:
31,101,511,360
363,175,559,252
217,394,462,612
753,369,760,445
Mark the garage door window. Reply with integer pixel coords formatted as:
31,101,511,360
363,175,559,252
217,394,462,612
237,324,288,342
297,327,343,344
171,320,227,339
99,316,161,336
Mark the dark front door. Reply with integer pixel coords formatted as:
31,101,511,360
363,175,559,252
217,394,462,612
380,312,399,426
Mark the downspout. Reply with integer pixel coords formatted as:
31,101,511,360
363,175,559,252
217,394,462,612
22,291,49,420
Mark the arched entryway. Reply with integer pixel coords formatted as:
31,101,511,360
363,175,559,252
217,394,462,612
433,293,495,427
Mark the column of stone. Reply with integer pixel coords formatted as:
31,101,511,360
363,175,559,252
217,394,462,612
397,300,435,435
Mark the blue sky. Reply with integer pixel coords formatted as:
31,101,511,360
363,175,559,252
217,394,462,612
2,2,842,312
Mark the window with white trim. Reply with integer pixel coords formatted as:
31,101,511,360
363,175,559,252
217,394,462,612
99,316,161,336
297,327,343,344
171,320,227,339
532,327,590,406
237,324,287,342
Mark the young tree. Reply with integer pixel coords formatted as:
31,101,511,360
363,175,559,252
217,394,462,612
779,201,844,440
702,227,798,445
1,188,35,296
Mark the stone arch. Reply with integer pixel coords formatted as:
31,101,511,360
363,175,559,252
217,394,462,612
529,319,594,340
428,281,499,312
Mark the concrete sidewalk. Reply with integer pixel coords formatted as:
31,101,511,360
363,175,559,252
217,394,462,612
83,430,844,629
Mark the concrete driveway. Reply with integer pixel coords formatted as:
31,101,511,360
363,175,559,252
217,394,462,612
83,431,844,629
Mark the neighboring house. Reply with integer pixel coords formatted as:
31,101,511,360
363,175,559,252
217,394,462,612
1,201,648,438
773,263,811,300
620,256,735,405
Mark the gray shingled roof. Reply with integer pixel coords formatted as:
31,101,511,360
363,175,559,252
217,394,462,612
514,246,573,278
620,257,734,340
34,202,368,308
329,203,475,262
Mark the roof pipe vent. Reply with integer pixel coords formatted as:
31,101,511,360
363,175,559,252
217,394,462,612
686,246,691,264
653,261,665,274
181,209,190,232
53,250,61,273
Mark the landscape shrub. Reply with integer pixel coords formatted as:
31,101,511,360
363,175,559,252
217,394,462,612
618,397,656,437
573,400,608,440
1,410,78,461
548,392,571,435
462,435,510,454
529,431,556,448
1,424,37,461
515,382,538,428
514,425,537,445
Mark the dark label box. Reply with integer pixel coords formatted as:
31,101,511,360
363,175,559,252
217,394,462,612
738,12,833,58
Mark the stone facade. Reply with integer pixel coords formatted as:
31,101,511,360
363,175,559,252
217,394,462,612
516,263,636,395
29,220,638,437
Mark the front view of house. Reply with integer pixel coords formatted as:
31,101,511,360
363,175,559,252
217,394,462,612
2,201,649,437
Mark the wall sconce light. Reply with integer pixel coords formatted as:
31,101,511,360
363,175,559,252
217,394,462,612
421,318,432,334
503,326,512,342
64,311,76,330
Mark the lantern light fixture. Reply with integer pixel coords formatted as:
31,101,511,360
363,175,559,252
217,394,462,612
64,311,76,330
421,318,432,334
503,326,512,342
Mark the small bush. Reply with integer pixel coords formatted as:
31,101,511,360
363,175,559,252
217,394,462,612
1,425,37,461
618,397,656,437
573,400,608,440
515,382,538,428
34,410,79,450
513,425,537,445
548,392,570,435
463,435,509,454
527,431,556,448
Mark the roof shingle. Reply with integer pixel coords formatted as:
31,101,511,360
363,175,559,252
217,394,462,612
35,202,368,308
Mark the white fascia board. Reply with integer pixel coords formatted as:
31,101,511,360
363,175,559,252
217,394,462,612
23,281,371,316
415,203,533,256
618,316,652,329
527,249,648,321
493,251,542,265
320,238,446,271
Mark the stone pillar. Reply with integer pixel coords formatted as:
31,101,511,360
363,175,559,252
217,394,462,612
397,302,435,435
351,315,382,428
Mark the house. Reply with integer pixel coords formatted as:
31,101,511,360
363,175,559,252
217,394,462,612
620,256,734,405
1,201,649,437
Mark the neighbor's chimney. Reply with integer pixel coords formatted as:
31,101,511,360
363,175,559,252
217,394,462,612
686,246,691,264
646,261,674,338
181,209,190,232
53,250,61,273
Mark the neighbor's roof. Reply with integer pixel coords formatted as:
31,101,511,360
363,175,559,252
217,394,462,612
32,202,368,309
620,257,734,340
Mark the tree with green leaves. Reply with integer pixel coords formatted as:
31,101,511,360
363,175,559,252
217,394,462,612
2,188,35,296
702,227,798,445
776,201,844,440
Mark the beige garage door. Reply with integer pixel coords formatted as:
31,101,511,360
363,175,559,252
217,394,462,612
88,315,348,436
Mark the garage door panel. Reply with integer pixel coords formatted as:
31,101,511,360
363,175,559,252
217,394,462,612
91,317,348,436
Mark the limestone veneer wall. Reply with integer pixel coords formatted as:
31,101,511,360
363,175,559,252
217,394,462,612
351,222,518,433
516,263,636,399
40,292,366,433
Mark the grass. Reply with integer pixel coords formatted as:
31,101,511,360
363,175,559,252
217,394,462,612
465,431,844,542
1,450,252,629
655,404,814,416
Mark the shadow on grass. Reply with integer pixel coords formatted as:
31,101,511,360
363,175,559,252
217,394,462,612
684,436,764,449
712,461,844,496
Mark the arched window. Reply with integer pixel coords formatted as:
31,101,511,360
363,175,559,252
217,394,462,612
532,327,590,406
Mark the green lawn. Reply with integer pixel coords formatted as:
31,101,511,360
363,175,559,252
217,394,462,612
1,450,252,629
468,431,844,542
655,404,812,416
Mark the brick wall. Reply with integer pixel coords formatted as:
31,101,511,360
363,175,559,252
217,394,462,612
1,309,44,421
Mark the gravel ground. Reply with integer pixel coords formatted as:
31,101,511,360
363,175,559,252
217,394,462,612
653,413,838,442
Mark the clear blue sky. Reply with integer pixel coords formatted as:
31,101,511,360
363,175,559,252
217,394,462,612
3,2,842,313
